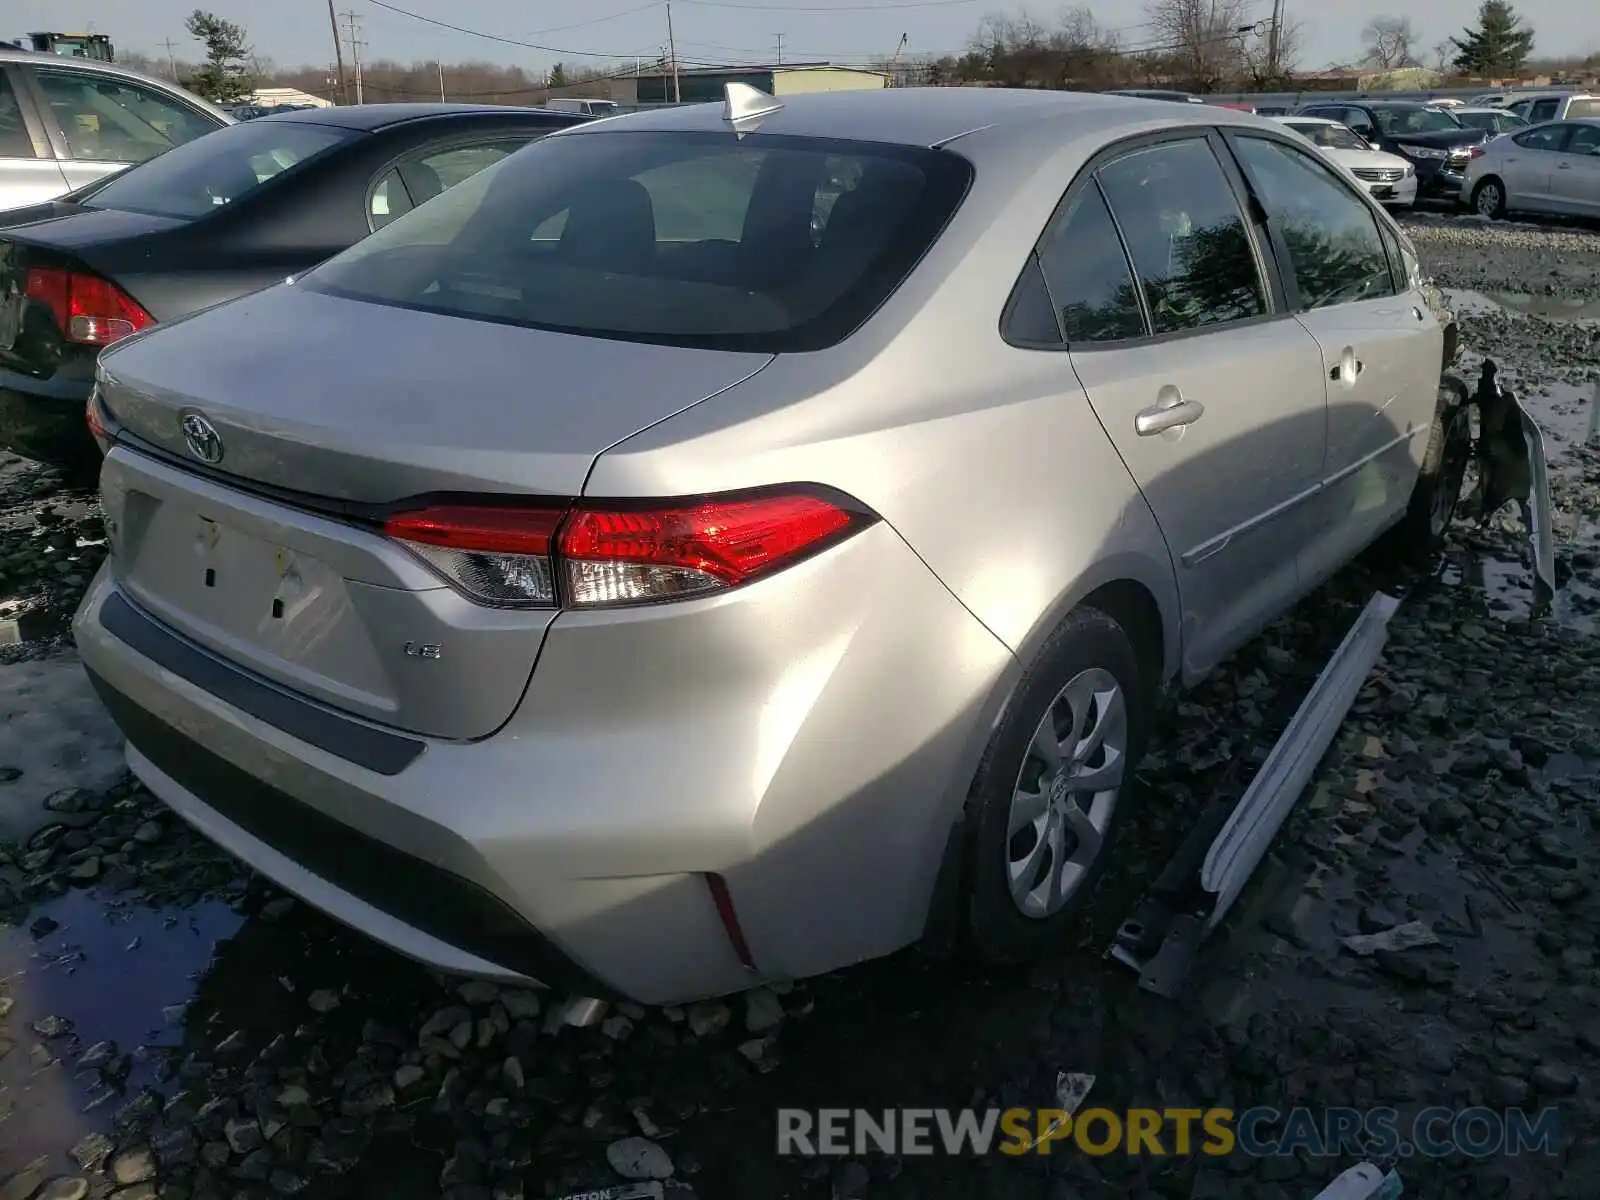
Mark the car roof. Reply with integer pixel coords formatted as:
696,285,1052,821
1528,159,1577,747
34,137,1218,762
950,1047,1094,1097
555,86,1255,150
251,102,584,131
0,45,215,91
1453,106,1515,115
1274,115,1339,125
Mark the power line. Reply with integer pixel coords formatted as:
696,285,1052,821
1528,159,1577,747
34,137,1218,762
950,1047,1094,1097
361,0,667,59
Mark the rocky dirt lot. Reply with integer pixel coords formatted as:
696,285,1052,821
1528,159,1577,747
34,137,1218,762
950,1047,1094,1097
2,216,1600,1200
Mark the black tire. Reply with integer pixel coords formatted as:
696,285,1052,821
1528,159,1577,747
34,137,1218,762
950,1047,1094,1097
962,605,1147,966
1471,177,1508,219
1384,374,1473,560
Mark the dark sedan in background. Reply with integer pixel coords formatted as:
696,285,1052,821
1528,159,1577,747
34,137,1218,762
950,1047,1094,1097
1292,99,1491,201
0,102,586,469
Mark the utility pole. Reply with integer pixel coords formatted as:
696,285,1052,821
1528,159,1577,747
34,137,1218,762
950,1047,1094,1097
437,60,445,101
163,38,179,81
1267,0,1284,80
665,0,681,103
342,11,365,105
327,0,348,104
775,32,784,65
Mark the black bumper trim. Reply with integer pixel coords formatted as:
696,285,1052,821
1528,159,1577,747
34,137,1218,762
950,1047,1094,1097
99,589,424,777
86,666,617,1000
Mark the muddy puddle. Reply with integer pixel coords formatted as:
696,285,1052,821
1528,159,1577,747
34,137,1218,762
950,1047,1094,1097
0,892,243,1172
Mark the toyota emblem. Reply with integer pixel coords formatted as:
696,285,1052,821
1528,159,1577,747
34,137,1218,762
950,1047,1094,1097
180,412,224,465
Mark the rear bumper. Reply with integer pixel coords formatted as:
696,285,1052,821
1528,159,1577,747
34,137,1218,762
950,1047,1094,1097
74,514,1016,1004
0,366,96,468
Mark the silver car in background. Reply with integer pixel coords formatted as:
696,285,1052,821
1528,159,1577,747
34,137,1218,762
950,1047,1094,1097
1462,117,1600,218
0,47,231,210
74,89,1468,1005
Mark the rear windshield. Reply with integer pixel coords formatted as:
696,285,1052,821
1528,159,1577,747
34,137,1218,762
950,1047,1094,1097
1372,106,1462,135
302,129,974,353
83,120,356,219
1286,121,1368,151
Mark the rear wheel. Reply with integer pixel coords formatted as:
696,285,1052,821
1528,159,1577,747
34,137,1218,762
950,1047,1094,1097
962,606,1147,965
1473,177,1507,219
1384,375,1473,560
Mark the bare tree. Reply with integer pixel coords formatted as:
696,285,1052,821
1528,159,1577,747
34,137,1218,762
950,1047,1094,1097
964,8,1125,89
1143,0,1254,92
1243,14,1304,87
1362,16,1420,69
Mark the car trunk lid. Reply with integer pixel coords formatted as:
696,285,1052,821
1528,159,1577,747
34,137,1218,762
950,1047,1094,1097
95,284,771,742
97,282,773,502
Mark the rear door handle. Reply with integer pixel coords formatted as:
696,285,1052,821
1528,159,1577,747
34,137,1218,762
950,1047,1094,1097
1135,398,1205,436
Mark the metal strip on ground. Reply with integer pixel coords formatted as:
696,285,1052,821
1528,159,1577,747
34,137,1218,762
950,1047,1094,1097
1200,590,1401,935
1108,591,1401,994
1514,397,1556,596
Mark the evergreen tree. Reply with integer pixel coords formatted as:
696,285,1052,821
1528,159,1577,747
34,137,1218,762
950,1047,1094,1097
184,11,254,104
1450,1,1534,76
548,63,568,88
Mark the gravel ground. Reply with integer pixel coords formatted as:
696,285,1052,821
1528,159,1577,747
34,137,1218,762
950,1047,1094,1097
3,215,1600,1200
1398,210,1600,303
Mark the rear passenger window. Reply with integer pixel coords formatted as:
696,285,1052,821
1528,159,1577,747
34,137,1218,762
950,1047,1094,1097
1002,256,1065,344
1095,139,1266,336
1530,99,1559,122
370,138,528,231
1033,182,1145,344
0,70,34,157
1230,137,1396,310
1512,125,1565,151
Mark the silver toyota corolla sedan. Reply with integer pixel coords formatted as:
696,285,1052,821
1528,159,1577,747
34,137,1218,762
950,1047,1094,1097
72,87,1467,1005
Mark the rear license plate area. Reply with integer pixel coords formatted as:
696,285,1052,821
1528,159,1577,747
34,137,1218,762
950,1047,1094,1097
121,494,340,646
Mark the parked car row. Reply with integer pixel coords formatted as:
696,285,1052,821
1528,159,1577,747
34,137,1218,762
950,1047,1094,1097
1263,93,1599,221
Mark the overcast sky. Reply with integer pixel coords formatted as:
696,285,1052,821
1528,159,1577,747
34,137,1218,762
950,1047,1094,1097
11,0,1594,77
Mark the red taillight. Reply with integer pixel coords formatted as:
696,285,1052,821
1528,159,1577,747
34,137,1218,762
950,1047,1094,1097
86,386,107,443
705,873,756,971
383,505,566,607
25,266,153,347
382,488,870,609
1466,145,1486,158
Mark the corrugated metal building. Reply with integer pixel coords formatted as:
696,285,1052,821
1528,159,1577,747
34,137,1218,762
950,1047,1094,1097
610,63,887,106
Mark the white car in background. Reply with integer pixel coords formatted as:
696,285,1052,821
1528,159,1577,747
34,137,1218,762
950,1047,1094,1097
1272,115,1418,207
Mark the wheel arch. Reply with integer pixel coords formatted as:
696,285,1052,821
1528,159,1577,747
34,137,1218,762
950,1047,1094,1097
918,559,1179,954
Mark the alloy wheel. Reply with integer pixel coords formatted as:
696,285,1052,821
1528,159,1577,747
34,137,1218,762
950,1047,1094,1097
1475,183,1502,217
1005,667,1127,918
